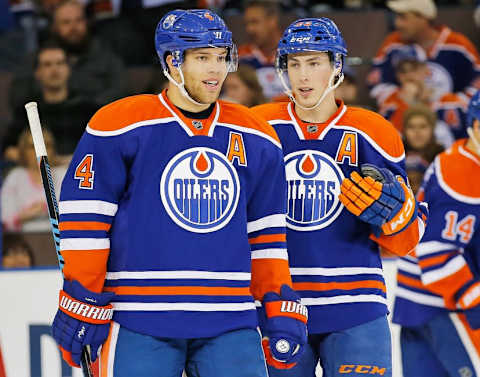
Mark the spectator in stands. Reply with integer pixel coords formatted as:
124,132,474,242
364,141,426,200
404,153,429,195
222,64,266,107
2,233,35,268
4,42,97,163
368,0,480,106
335,65,359,106
238,0,284,100
380,57,467,143
1,129,67,232
9,0,127,111
402,104,444,163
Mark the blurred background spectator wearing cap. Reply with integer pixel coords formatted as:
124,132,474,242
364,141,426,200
368,0,480,107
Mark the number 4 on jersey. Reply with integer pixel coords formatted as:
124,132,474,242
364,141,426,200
442,211,476,243
74,154,95,190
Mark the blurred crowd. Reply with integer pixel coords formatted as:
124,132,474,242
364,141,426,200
0,0,479,268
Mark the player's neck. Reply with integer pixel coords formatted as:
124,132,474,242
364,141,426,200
294,95,338,124
166,85,212,113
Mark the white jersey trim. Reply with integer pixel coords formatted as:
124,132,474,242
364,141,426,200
450,313,480,375
415,240,458,257
251,248,288,260
290,267,383,276
60,238,110,251
397,259,422,276
247,214,286,233
102,321,119,377
301,294,387,306
286,102,307,140
436,157,480,204
216,122,282,150
422,255,466,285
112,302,256,312
106,270,251,281
395,286,445,307
86,117,176,137
158,93,195,136
59,200,118,216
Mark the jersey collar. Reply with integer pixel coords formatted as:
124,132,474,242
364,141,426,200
287,100,347,140
158,90,220,137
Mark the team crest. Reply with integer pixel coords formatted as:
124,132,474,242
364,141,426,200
160,147,240,233
163,14,177,29
285,150,344,231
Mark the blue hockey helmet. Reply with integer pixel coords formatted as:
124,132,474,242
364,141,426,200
275,17,347,73
155,9,237,73
467,90,480,127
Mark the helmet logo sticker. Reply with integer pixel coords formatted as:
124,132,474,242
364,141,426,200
163,14,176,29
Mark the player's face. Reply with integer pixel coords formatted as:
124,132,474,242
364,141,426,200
35,48,70,90
404,115,434,150
287,52,333,108
394,12,427,42
182,47,229,104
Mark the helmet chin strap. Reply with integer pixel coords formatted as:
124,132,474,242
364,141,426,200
467,127,480,155
279,68,344,111
163,65,210,106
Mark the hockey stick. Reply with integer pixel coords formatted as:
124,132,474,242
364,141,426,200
25,102,94,377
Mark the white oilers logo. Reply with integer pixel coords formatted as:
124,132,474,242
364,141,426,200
285,151,344,231
160,147,240,233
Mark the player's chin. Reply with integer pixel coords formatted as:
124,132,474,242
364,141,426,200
197,90,221,104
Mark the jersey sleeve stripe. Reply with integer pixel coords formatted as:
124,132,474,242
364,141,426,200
251,249,288,260
301,294,387,306
397,272,425,290
104,286,251,296
105,270,251,281
111,302,256,312
86,118,176,137
395,286,445,307
418,252,452,270
249,234,286,244
421,255,467,285
290,267,383,276
59,221,111,232
59,200,118,216
60,238,110,251
415,241,458,257
292,280,386,293
247,214,286,233
397,259,422,275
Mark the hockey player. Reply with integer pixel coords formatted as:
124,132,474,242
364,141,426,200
252,18,427,377
393,91,480,377
50,9,307,377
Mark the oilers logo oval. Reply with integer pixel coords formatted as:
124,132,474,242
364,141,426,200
160,147,240,233
285,150,344,231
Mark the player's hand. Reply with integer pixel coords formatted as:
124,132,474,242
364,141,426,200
339,164,417,236
52,280,115,367
261,285,308,369
457,281,480,329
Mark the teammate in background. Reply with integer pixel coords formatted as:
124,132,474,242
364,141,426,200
368,0,480,106
252,18,427,377
393,91,480,377
50,9,307,376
